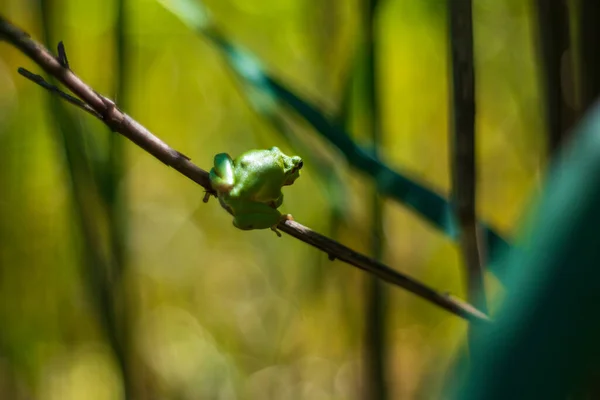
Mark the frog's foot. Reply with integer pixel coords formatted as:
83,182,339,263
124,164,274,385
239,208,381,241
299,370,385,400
203,192,212,203
269,214,294,237
280,213,294,222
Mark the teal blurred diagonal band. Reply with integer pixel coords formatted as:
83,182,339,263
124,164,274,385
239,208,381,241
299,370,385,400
156,0,511,277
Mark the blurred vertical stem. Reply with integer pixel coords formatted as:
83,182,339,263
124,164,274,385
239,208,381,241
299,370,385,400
37,0,133,397
363,0,387,399
320,0,346,248
536,0,577,157
307,0,347,292
113,0,129,276
112,0,136,397
579,0,600,111
448,0,487,326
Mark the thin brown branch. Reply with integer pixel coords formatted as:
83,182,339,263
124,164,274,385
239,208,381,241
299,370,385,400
0,14,490,324
279,220,489,323
448,0,487,315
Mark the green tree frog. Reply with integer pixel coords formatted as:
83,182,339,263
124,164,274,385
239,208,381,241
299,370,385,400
209,147,303,235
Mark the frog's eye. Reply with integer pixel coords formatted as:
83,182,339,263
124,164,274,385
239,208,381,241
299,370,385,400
290,160,303,174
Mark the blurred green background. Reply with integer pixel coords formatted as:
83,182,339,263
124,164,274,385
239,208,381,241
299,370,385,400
0,0,544,399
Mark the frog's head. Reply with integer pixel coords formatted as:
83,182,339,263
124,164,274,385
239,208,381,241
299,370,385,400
272,147,303,186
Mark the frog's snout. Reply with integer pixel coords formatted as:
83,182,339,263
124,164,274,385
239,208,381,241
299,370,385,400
291,156,303,172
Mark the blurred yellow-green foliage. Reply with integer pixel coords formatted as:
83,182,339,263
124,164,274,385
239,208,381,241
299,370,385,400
0,0,544,399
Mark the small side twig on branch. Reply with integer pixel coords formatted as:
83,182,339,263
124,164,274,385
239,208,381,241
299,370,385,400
56,40,69,69
0,15,490,324
18,67,101,118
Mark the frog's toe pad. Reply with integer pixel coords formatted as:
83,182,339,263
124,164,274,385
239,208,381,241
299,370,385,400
281,214,294,222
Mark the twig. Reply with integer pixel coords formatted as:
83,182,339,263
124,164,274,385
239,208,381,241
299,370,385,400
57,40,69,69
0,14,490,324
448,1,487,316
18,67,101,118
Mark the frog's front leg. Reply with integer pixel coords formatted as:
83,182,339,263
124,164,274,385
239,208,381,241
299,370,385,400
230,200,282,232
209,153,235,192
268,194,284,209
